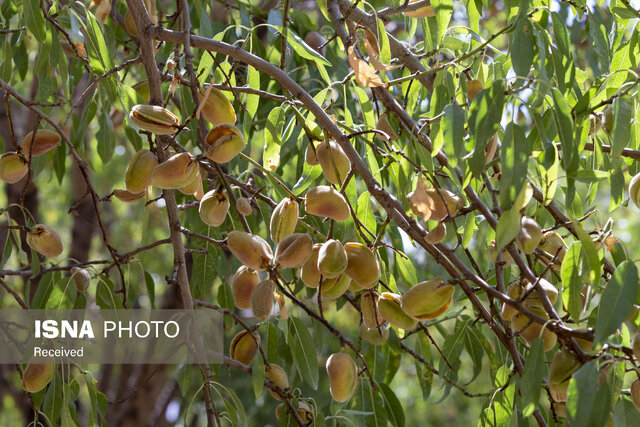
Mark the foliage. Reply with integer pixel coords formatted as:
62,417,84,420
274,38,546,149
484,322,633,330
1,0,640,426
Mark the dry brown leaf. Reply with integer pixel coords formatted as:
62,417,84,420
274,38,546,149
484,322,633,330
364,28,380,56
363,31,400,72
376,113,398,141
407,179,436,221
403,0,436,18
347,46,386,88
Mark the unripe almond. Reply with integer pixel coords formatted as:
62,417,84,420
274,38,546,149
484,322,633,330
265,363,289,400
511,308,557,351
548,349,581,402
275,401,313,423
320,274,351,300
204,124,245,163
489,240,514,267
227,231,273,271
229,330,260,366
26,224,63,258
124,10,138,36
305,186,350,222
199,189,229,227
71,267,90,293
424,222,446,244
151,153,198,189
22,359,55,393
251,279,275,320
401,277,454,320
344,243,380,289
300,244,322,288
326,352,358,402
125,149,158,193
523,278,559,309
361,293,385,329
270,198,299,243
360,324,389,346
113,189,146,202
21,129,61,157
539,231,568,261
516,216,543,254
500,282,522,322
198,85,236,126
631,378,640,410
630,172,640,209
378,292,417,330
305,144,320,165
129,104,179,135
318,240,348,278
316,140,351,185
232,266,260,310
274,233,313,268
236,197,252,216
0,152,28,183
178,169,202,197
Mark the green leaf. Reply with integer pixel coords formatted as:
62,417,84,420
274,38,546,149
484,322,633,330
561,242,584,322
468,80,505,176
610,98,632,159
442,103,465,168
519,339,545,417
499,123,529,209
24,0,46,42
96,112,115,164
144,271,156,309
594,261,638,344
356,192,376,236
246,65,260,118
510,17,535,77
551,88,577,172
566,362,598,426
277,26,331,66
251,351,265,399
288,316,319,389
379,383,405,427
571,219,601,285
495,208,521,252
264,107,286,170
395,251,418,286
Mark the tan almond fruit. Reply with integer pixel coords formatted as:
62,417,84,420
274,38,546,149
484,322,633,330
270,198,299,243
71,267,90,293
265,363,289,400
305,144,320,165
26,224,63,258
360,324,389,346
500,282,522,322
232,266,260,310
466,79,483,102
320,274,351,300
151,152,198,189
631,378,640,410
305,186,350,222
317,239,348,278
227,231,273,271
0,152,28,183
229,330,260,366
511,307,557,351
129,104,179,135
401,277,454,320
275,400,313,423
326,352,358,402
198,85,236,126
424,222,446,244
361,292,385,329
523,278,559,309
403,0,435,18
204,123,245,163
300,243,322,288
539,231,568,261
344,243,380,289
199,189,229,227
316,140,351,185
21,359,55,393
251,279,275,321
274,233,313,268
125,149,158,193
378,292,417,330
548,349,581,403
516,216,543,254
113,189,146,202
21,129,61,157
236,197,252,216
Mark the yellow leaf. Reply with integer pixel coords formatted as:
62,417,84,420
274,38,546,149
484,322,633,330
348,46,386,88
